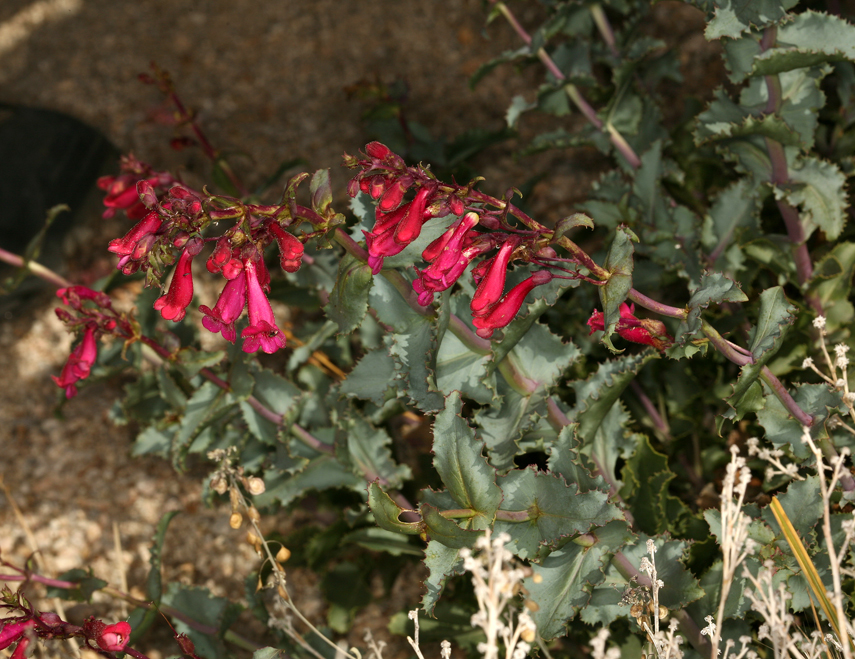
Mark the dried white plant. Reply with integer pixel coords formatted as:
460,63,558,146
459,530,536,659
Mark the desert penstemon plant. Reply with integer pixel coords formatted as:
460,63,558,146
3,0,855,658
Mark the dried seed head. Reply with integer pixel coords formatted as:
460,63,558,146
210,474,228,495
277,584,289,601
246,476,266,496
229,512,243,529
524,599,539,612
246,530,262,551
247,505,261,523
276,546,292,563
531,573,543,584
521,627,536,643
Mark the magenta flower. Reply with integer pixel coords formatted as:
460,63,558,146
200,272,247,342
0,619,36,650
471,238,519,316
365,185,435,273
363,228,408,274
378,178,409,212
268,223,304,273
57,286,112,311
96,622,132,652
587,303,673,351
365,141,392,159
472,270,553,339
241,258,287,354
154,249,195,322
9,635,30,659
51,323,98,398
107,211,162,258
393,186,432,244
414,223,488,305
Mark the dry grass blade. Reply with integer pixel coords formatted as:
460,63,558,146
770,496,854,654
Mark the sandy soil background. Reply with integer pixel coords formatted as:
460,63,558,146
0,1,712,658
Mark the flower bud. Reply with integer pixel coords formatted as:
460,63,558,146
365,141,391,159
137,180,158,208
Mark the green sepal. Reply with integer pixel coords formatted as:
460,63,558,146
310,169,333,217
599,225,638,352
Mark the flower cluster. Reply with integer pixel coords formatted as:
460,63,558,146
0,593,132,659
346,142,582,338
97,154,176,220
52,286,133,398
587,303,673,351
101,157,304,355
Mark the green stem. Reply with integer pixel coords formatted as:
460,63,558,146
0,246,72,289
589,4,619,57
489,0,641,170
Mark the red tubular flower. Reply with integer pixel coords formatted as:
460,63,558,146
393,186,432,244
107,211,162,257
471,238,519,316
154,249,195,322
96,622,132,652
241,258,287,354
587,303,673,351
9,635,30,659
200,272,247,343
379,178,409,212
207,238,232,274
57,286,112,310
0,619,36,650
413,213,484,305
365,141,391,159
52,323,99,398
472,270,553,339
268,223,304,273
